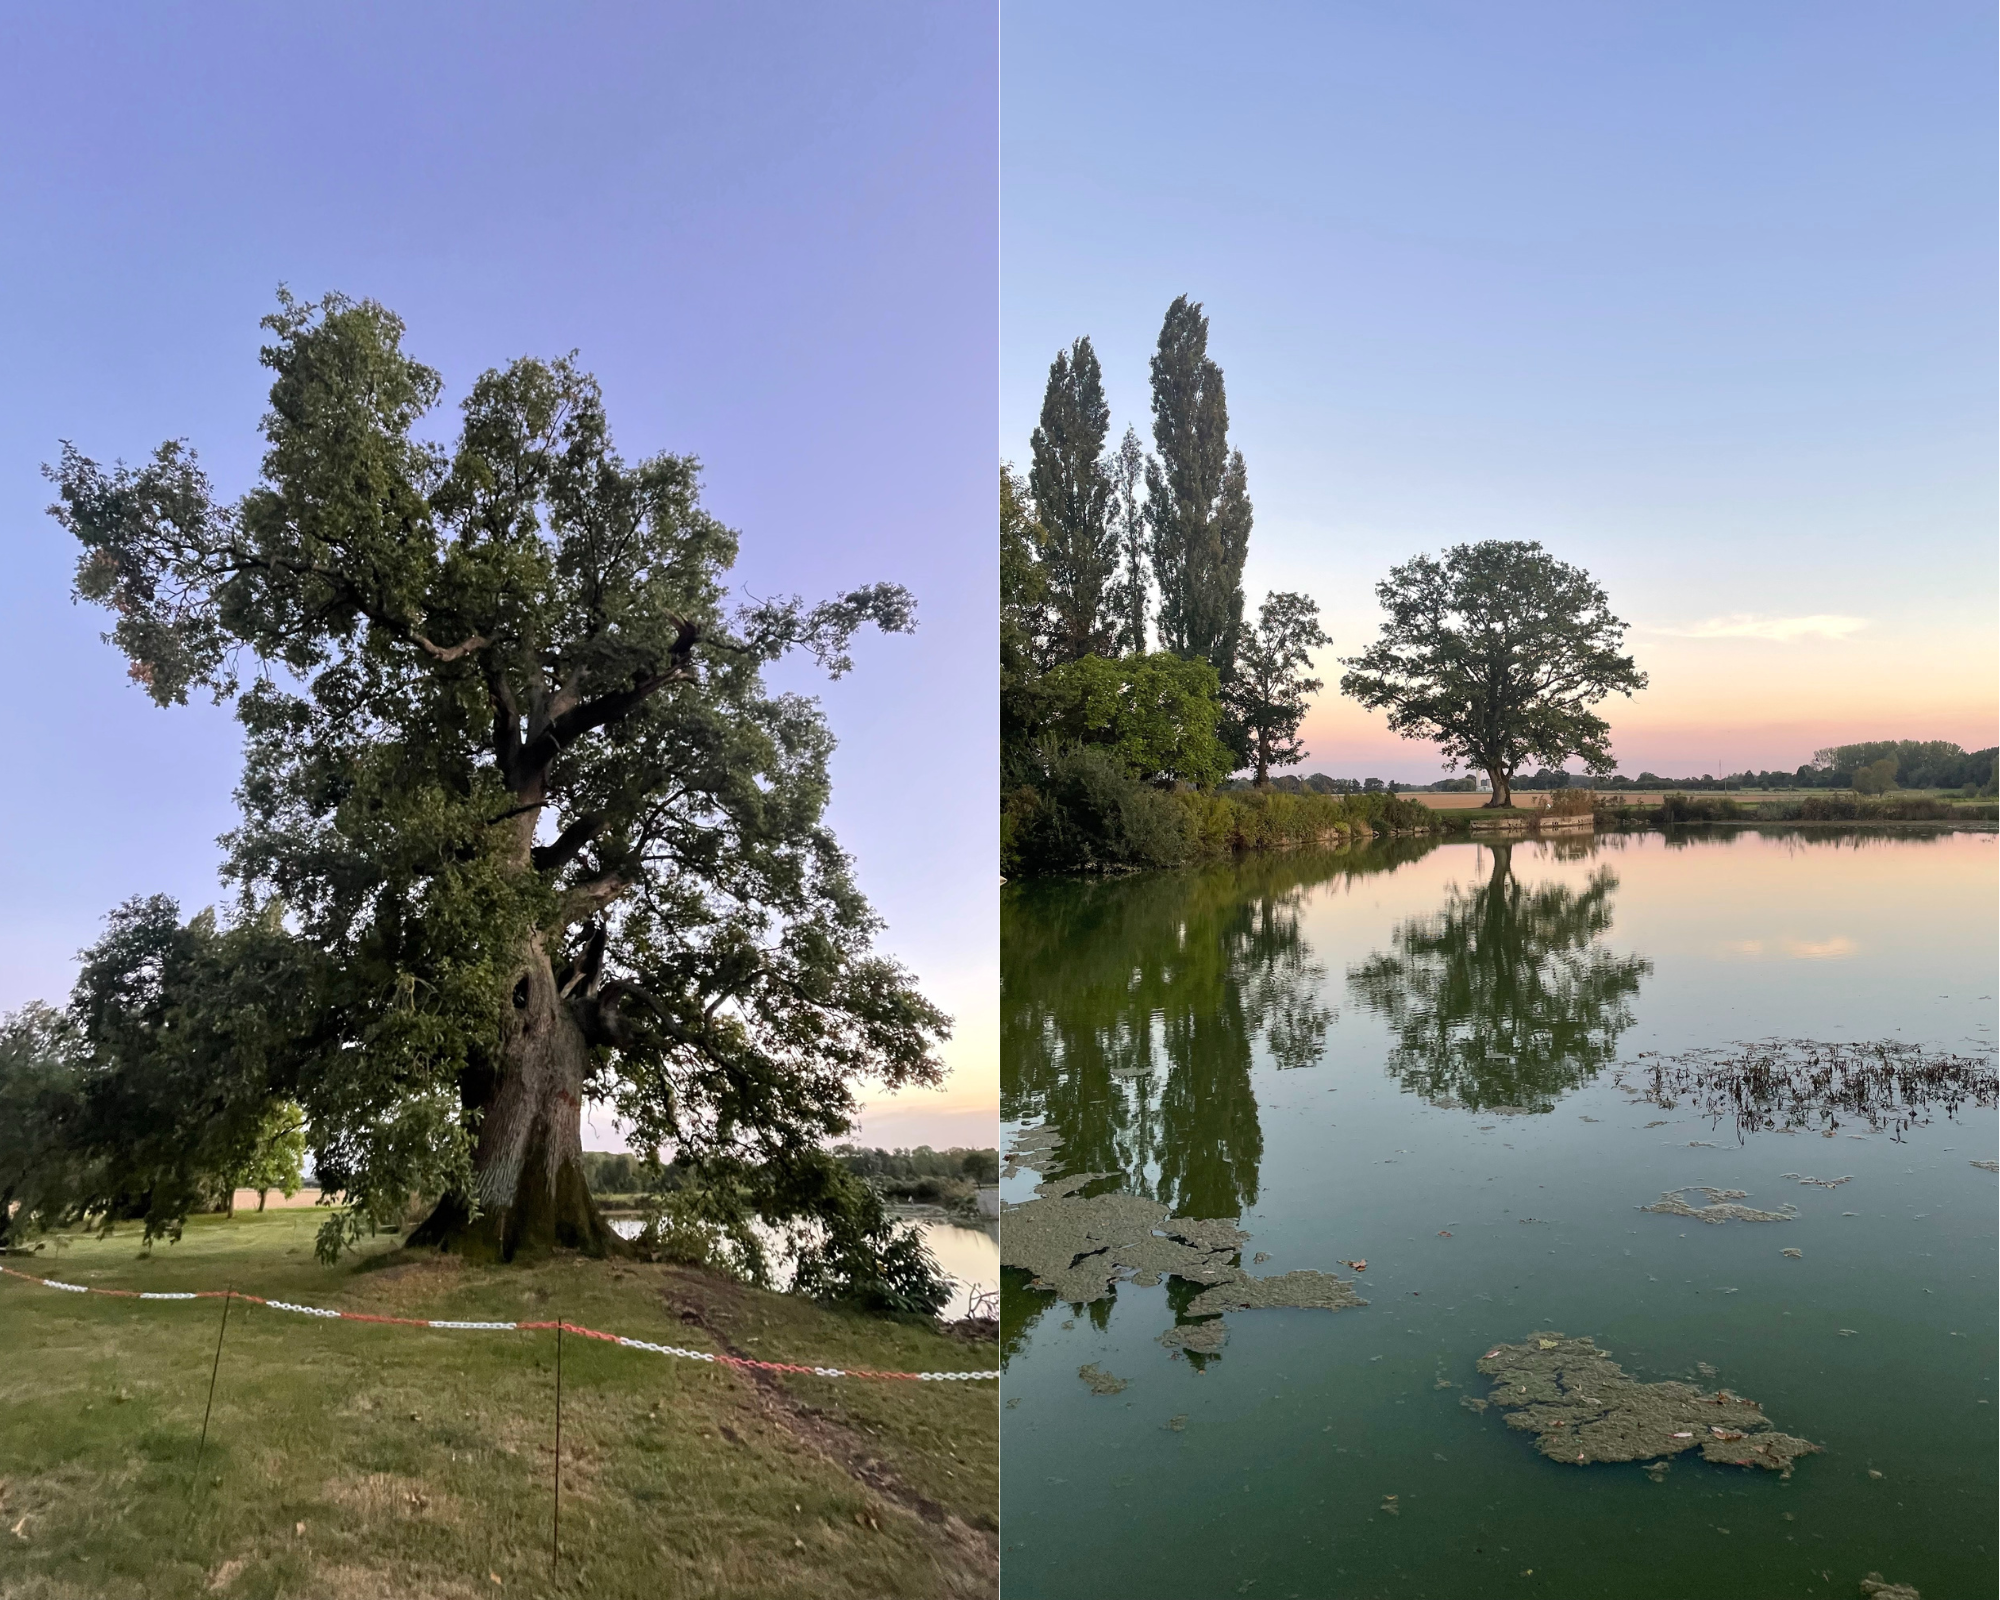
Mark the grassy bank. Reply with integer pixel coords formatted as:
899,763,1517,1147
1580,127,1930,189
0,1210,996,1600
1002,752,1445,875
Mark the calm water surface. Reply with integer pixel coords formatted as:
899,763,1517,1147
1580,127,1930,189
1000,830,1996,1600
607,1217,998,1320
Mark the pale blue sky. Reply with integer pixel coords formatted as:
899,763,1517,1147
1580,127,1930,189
0,3,996,1145
1003,1,1995,779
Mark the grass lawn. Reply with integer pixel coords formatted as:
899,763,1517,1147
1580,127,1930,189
0,1210,996,1600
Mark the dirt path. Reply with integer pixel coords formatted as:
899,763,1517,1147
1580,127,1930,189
657,1274,998,1600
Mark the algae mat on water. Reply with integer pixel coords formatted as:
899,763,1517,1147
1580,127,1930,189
1476,1332,1821,1476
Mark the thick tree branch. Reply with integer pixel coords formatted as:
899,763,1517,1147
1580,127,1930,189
552,866,636,931
535,614,704,760
532,812,605,875
413,631,489,662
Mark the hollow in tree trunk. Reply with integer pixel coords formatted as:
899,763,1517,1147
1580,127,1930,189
408,936,624,1261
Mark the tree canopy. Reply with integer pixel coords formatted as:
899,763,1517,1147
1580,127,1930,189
1227,591,1329,788
1144,297,1251,681
45,291,948,1276
1039,653,1232,789
1106,426,1149,657
1028,337,1116,662
1339,541,1646,808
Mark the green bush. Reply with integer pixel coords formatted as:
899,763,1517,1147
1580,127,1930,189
1004,759,1442,878
1038,653,1233,787
1006,745,1194,875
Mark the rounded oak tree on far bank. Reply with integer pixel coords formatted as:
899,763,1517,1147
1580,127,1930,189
1340,541,1646,808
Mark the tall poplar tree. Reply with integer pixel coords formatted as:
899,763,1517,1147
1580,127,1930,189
1144,298,1252,679
1106,426,1149,655
1028,338,1116,662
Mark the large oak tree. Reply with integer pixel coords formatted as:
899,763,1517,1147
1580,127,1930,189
48,292,948,1261
1340,541,1646,807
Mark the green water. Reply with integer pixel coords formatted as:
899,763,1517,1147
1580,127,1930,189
1000,829,1997,1600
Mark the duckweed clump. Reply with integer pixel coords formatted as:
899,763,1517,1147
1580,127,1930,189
1001,1181,1247,1304
1476,1333,1820,1477
1159,1319,1228,1355
1003,1123,1067,1179
1184,1270,1366,1316
1641,1187,1798,1225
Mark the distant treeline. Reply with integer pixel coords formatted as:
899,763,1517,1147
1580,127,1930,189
1603,793,1999,827
1253,741,1998,798
830,1146,999,1184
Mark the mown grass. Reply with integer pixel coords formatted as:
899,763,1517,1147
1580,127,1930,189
0,1210,995,1600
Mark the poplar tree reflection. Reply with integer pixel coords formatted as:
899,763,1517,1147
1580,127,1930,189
1347,842,1650,1111
1000,842,1436,1362
1003,842,1436,1217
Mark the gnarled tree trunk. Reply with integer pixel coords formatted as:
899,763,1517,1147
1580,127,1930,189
409,935,624,1261
1485,767,1513,809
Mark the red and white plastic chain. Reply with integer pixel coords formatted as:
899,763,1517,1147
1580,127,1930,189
0,1264,995,1382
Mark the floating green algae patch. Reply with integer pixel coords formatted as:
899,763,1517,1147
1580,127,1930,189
1184,1270,1365,1316
1003,1121,1067,1179
1640,1186,1798,1225
1000,1180,1248,1304
1859,1573,1921,1599
1078,1363,1127,1395
1159,1319,1229,1355
1002,1185,1364,1316
1475,1333,1821,1477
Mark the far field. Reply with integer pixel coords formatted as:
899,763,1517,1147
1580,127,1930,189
0,1210,996,1600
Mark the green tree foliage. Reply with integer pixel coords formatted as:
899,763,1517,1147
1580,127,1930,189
1029,338,1117,662
59,897,318,1240
0,1005,86,1247
1812,740,1992,791
1006,746,1197,876
1040,653,1232,788
47,292,946,1264
1340,541,1647,808
234,1102,308,1211
1144,297,1252,681
1346,844,1652,1112
1000,464,1051,751
1106,426,1150,656
1851,757,1900,795
832,1145,999,1184
1227,591,1330,788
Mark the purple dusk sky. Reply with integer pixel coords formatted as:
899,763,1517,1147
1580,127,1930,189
0,4,997,1149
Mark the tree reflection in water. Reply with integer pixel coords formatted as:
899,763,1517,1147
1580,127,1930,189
1003,844,1438,1211
1001,842,1436,1361
1346,841,1651,1112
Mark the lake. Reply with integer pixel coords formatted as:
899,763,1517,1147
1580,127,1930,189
609,1214,999,1322
1000,828,1996,1600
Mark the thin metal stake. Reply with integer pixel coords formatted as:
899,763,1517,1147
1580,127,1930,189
551,1317,564,1579
189,1288,233,1505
